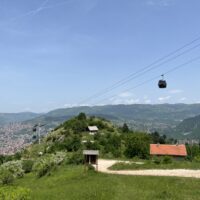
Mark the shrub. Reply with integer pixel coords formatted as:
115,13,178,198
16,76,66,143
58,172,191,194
103,152,114,159
0,187,31,200
162,156,172,164
67,152,84,165
33,152,66,178
194,155,200,163
153,157,162,165
0,168,14,185
33,158,56,178
22,160,34,173
14,152,22,160
52,152,67,165
0,160,24,178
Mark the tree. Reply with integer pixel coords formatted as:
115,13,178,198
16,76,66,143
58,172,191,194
151,132,167,144
77,113,87,121
122,123,129,133
151,132,160,143
124,133,151,159
104,134,122,157
64,135,82,152
0,155,5,165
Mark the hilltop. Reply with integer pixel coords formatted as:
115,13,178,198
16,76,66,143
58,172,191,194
2,103,200,155
25,113,126,159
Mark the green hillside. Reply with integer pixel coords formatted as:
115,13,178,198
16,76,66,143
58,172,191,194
172,115,200,139
22,104,200,136
2,104,200,148
1,114,200,200
4,165,200,200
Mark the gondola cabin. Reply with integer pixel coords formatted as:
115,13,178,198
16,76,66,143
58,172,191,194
158,75,167,88
158,80,167,88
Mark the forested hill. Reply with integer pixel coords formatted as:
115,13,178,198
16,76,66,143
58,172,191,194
2,104,200,148
24,104,200,132
24,113,170,159
173,115,200,139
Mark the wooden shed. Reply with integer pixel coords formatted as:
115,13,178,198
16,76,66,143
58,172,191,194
88,126,99,135
83,150,99,170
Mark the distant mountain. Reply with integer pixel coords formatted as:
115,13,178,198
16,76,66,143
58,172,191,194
0,112,40,125
172,115,200,139
23,104,200,133
2,104,200,148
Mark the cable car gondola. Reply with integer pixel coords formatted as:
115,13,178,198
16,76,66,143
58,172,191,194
158,75,167,89
32,127,37,132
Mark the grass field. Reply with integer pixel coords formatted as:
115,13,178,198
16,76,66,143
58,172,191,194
4,164,200,200
110,160,200,171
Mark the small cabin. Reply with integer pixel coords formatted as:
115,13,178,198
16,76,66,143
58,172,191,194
88,126,99,135
83,150,99,170
150,144,187,160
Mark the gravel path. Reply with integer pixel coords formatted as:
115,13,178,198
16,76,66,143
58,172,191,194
98,159,200,179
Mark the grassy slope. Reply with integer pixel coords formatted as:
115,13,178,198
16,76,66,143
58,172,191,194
110,161,200,170
8,165,200,200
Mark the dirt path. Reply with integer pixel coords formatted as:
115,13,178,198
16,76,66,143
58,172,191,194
98,159,200,179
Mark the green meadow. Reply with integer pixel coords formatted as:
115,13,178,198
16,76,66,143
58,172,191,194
3,165,200,200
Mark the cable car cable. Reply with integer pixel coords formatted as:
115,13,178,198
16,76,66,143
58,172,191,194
83,42,200,104
79,36,200,104
93,55,200,105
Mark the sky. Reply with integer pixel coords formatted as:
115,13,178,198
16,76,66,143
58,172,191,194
0,0,200,113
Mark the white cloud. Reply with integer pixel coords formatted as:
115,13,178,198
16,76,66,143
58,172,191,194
110,97,140,105
10,0,71,22
144,99,152,104
23,107,32,112
169,89,183,94
180,97,187,101
158,96,171,101
64,103,90,108
118,92,133,98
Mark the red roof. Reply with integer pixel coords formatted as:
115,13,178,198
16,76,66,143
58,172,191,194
150,144,187,157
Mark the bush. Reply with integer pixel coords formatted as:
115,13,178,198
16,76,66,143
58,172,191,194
153,157,162,165
52,152,67,165
33,152,66,178
67,152,84,165
194,155,200,163
0,160,24,178
33,158,56,178
103,152,114,159
22,160,34,173
0,187,31,200
0,168,14,185
162,156,172,164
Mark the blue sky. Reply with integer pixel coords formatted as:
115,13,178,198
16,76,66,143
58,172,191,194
0,0,200,113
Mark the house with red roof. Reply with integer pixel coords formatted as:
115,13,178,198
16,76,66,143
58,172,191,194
150,144,187,159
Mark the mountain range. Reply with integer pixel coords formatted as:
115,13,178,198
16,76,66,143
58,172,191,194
1,104,200,142
0,112,40,125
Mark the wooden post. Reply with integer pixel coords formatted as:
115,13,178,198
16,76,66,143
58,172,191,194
96,155,98,171
89,155,91,165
